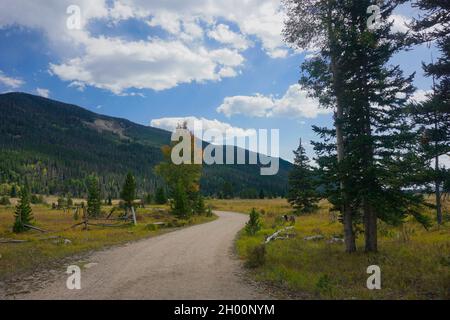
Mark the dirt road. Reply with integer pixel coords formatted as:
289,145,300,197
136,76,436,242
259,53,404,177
18,211,268,300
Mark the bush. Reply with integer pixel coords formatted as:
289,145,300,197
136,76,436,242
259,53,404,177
31,194,45,204
246,244,266,268
145,223,159,231
206,206,213,217
245,208,261,236
0,196,11,206
194,194,206,215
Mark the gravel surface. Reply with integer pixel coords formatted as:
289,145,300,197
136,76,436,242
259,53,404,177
14,211,269,300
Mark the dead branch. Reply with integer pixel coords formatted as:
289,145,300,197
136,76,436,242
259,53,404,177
23,224,48,233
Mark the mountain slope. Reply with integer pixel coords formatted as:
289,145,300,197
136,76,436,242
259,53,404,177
0,92,291,198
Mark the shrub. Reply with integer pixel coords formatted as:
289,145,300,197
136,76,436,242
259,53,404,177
0,196,11,206
31,194,45,204
245,208,261,236
194,194,206,215
246,244,266,268
206,206,213,217
145,223,159,231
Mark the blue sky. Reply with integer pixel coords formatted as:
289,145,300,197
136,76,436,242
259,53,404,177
0,1,438,162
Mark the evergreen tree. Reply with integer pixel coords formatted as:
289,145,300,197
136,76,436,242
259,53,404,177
194,194,206,215
283,0,429,252
67,194,73,207
87,175,101,217
245,208,262,236
13,185,33,233
121,172,136,209
10,184,17,198
410,0,450,225
283,0,357,252
171,180,190,218
259,189,265,199
288,139,319,214
155,187,167,204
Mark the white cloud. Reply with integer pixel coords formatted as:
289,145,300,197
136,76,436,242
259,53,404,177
217,84,330,119
0,70,24,89
36,88,50,98
0,0,290,94
150,116,256,144
49,37,244,93
389,14,411,33
208,24,251,50
410,89,432,103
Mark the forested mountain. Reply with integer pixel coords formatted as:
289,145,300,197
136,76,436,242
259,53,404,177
0,92,291,198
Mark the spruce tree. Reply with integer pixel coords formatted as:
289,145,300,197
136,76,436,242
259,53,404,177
288,139,319,214
283,0,430,252
245,209,262,236
13,185,33,233
283,0,358,252
194,194,206,215
410,0,450,225
155,187,167,204
121,172,136,209
87,175,101,217
172,180,190,218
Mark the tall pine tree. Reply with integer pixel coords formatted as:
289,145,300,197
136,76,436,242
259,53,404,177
283,0,430,252
410,0,450,225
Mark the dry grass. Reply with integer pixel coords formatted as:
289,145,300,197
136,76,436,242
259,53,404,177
210,198,450,300
0,203,216,280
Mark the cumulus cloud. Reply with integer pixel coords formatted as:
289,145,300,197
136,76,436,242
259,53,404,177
36,88,50,98
0,0,290,94
217,84,330,119
389,14,411,33
409,89,432,103
208,24,251,50
0,70,24,89
49,37,244,93
150,116,256,144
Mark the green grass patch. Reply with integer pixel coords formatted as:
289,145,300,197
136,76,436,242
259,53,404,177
212,198,450,300
0,203,216,280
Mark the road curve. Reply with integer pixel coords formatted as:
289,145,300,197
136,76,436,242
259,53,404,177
19,211,268,300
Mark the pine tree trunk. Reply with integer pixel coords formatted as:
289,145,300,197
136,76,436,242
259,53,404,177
326,3,356,253
331,58,356,253
364,199,378,252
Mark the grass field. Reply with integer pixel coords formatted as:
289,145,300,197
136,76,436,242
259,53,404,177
209,198,450,300
0,201,216,280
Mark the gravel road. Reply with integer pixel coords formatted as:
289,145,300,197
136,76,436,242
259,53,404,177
17,211,268,300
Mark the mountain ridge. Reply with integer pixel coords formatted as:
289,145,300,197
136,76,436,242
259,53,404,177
0,92,291,198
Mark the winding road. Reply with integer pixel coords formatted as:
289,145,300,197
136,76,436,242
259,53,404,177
19,211,268,300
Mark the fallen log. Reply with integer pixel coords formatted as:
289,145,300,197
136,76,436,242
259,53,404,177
0,238,28,244
23,224,48,233
265,226,294,244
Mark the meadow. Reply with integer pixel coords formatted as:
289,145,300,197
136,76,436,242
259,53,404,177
209,198,450,300
0,200,216,280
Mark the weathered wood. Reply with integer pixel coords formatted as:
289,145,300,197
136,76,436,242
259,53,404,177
131,207,137,226
265,226,294,244
0,238,28,243
23,224,48,233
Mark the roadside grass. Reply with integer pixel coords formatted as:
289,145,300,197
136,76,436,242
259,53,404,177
0,203,216,280
211,198,450,300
